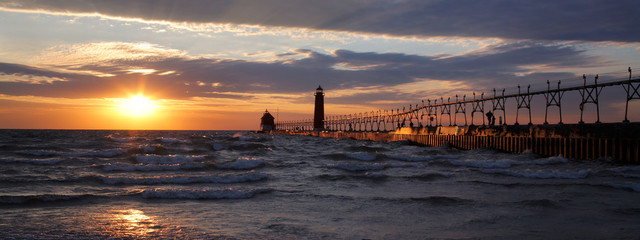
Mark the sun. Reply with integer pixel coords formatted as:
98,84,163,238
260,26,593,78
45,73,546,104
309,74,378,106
116,95,158,118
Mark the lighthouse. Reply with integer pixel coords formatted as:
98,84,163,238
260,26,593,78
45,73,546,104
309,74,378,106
313,85,324,130
260,109,275,131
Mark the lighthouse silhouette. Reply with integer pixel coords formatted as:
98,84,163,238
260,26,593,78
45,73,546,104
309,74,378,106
314,85,324,130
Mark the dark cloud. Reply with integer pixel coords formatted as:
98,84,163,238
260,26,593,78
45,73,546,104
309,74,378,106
1,0,638,42
0,42,595,103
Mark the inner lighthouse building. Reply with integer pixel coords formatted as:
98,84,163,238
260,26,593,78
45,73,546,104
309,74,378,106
314,86,325,130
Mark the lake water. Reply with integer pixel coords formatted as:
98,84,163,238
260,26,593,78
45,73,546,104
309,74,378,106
0,129,639,239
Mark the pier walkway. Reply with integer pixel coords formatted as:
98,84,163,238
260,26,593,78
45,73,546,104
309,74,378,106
273,68,640,163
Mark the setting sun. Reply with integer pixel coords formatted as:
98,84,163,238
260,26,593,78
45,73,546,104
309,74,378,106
117,95,158,118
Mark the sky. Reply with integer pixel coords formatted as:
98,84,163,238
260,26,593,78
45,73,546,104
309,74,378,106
0,0,638,130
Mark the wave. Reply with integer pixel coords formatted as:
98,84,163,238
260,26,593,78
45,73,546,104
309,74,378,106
600,182,640,192
210,143,226,151
141,187,270,199
406,172,452,181
135,154,206,164
448,159,519,168
345,145,390,153
315,172,389,181
515,199,562,208
408,196,475,206
216,158,265,170
107,136,145,143
230,142,269,150
608,166,640,173
101,172,268,185
446,155,568,168
16,149,130,158
480,169,591,179
68,149,128,158
137,144,167,154
0,158,63,165
232,133,252,141
14,150,61,157
0,175,100,184
363,172,388,179
527,155,568,165
384,154,436,162
0,193,114,204
327,162,427,172
387,163,427,168
155,137,187,144
328,163,386,172
102,163,207,172
342,152,377,161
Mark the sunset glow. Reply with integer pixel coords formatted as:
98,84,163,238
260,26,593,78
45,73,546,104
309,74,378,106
0,1,638,130
116,95,158,118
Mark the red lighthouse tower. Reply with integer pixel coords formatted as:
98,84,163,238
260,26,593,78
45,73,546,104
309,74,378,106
313,85,324,130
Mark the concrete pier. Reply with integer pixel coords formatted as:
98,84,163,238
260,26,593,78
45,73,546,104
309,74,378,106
270,123,640,164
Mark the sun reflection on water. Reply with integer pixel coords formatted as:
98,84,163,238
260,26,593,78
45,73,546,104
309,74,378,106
99,209,160,238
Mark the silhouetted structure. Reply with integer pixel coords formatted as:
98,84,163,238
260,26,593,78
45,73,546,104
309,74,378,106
314,86,325,130
278,68,639,132
260,109,275,131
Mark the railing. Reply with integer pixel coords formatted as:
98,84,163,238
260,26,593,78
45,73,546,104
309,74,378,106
277,67,640,131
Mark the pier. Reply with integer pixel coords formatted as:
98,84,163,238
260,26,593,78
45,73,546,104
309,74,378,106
272,68,640,163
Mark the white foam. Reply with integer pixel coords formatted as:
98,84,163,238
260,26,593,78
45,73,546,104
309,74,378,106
68,149,128,158
135,154,206,164
102,172,267,184
385,154,435,162
216,157,265,170
343,152,377,161
141,188,269,199
480,169,591,179
103,163,206,171
0,158,63,165
328,163,386,171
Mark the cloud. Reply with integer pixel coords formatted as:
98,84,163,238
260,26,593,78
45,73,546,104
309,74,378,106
0,41,597,105
1,0,638,42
